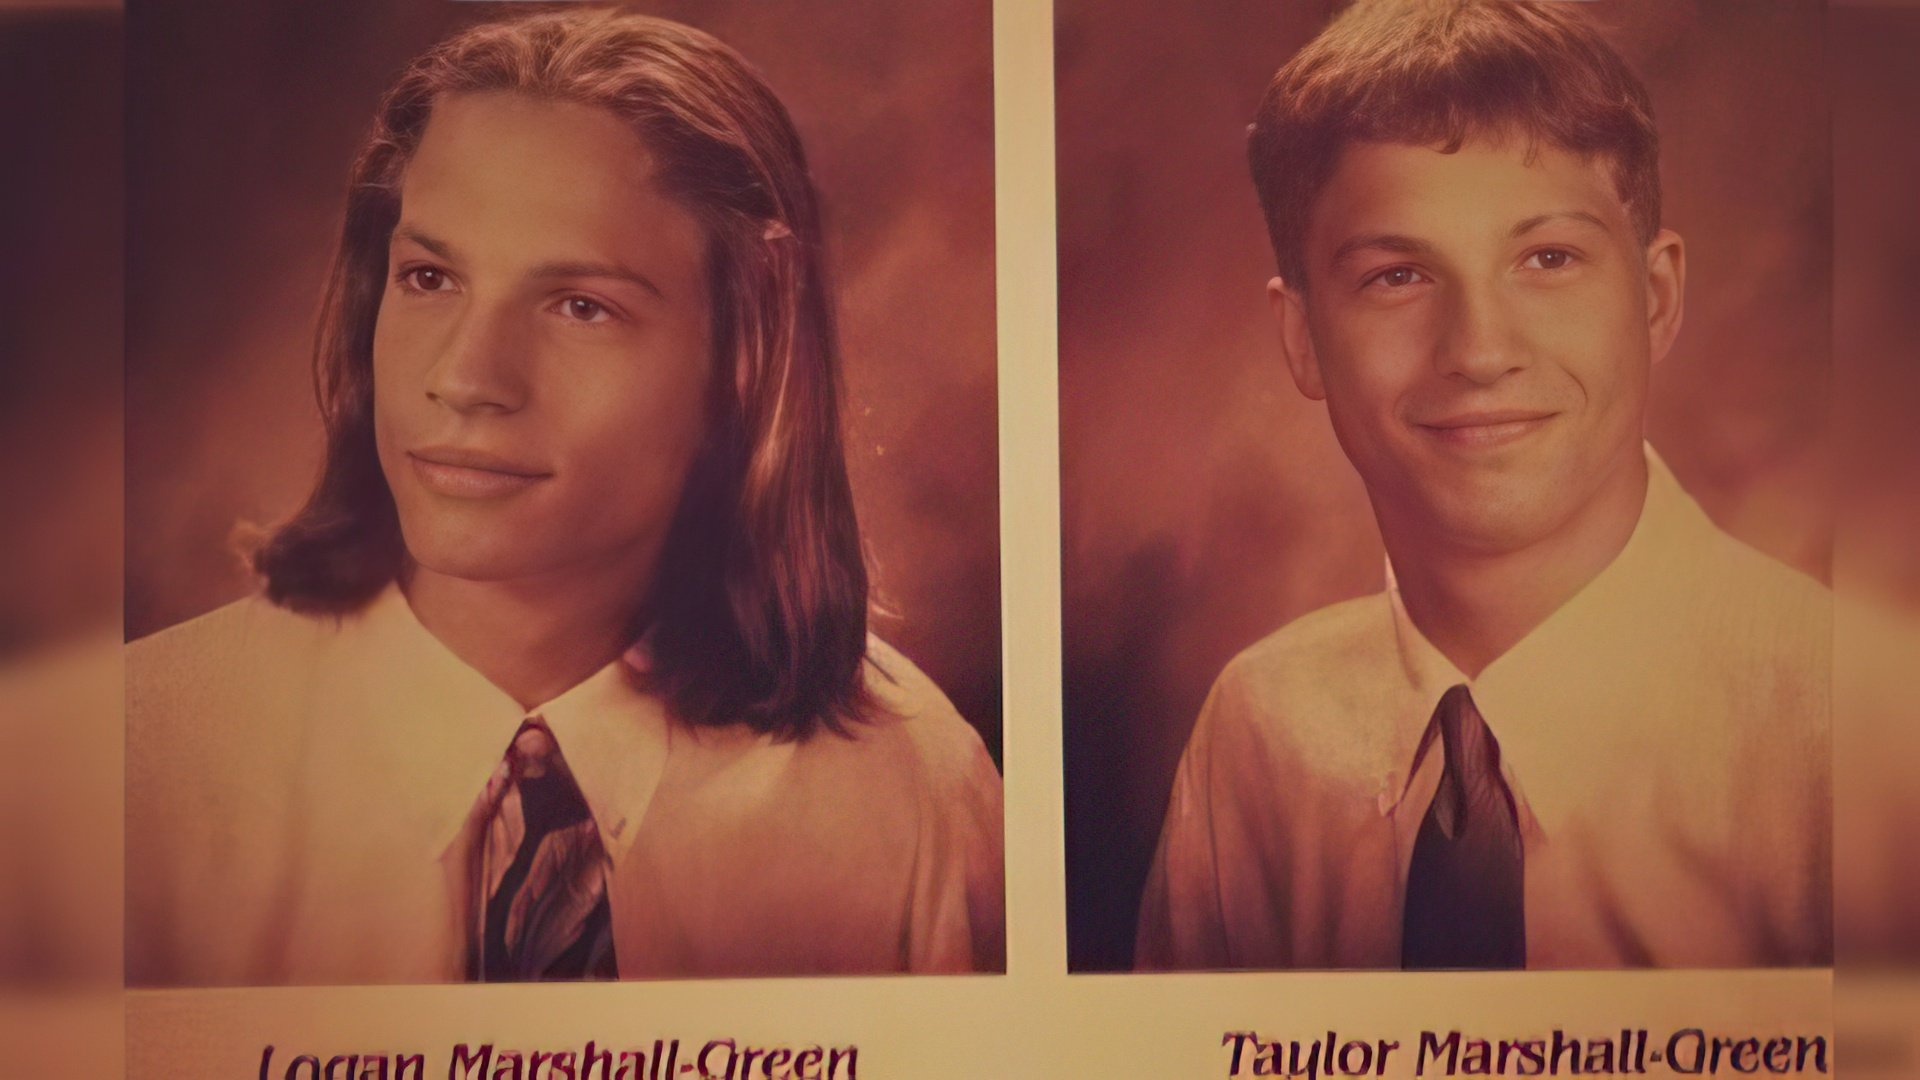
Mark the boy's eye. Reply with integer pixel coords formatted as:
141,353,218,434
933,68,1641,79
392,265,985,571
1366,266,1429,289
399,266,452,292
558,297,612,324
560,295,606,320
1524,249,1575,270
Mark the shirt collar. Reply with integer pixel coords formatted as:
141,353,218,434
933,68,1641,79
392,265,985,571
335,584,671,867
1379,443,1722,826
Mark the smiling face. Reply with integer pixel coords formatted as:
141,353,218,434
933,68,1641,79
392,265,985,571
1272,138,1684,557
373,91,713,592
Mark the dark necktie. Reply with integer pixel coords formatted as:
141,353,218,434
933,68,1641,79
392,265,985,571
1401,684,1526,969
465,721,618,981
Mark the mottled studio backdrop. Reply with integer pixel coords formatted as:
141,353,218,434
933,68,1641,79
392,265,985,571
125,0,1001,760
0,5,120,655
1059,1,1833,970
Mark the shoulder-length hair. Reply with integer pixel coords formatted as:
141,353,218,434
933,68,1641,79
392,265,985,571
252,7,872,740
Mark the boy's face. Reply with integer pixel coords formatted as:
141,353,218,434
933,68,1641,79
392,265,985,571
1271,138,1684,557
373,91,712,591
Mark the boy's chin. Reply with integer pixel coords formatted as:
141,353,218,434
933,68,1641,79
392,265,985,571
1412,489,1574,557
398,531,548,585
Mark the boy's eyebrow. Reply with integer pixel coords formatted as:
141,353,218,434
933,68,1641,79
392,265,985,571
1510,210,1612,238
392,225,456,262
1326,211,1615,269
391,226,664,300
1328,232,1433,270
528,260,664,300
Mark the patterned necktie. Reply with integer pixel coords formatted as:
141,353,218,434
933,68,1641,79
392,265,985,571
1401,684,1526,969
464,720,618,981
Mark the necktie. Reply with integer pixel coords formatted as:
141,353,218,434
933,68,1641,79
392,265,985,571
1401,684,1526,969
465,721,618,981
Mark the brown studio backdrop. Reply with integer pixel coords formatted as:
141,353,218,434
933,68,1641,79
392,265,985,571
126,0,1002,760
1059,0,1832,971
0,5,120,656
1831,4,1920,976
0,3,124,1006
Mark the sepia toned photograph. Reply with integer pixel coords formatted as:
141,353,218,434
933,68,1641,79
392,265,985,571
1061,0,1831,972
10,0,1920,1071
126,0,1002,986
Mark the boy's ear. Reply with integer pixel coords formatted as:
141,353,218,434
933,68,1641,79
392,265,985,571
1644,228,1686,366
1268,276,1325,400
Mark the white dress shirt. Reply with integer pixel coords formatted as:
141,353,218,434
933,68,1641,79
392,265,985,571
127,584,1004,985
1136,447,1831,969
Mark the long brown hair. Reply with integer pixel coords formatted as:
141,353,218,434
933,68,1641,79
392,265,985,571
252,7,872,740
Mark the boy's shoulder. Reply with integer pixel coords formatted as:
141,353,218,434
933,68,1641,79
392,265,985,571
1199,591,1414,772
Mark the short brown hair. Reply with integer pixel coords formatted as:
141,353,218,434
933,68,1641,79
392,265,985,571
252,8,873,740
1248,0,1661,288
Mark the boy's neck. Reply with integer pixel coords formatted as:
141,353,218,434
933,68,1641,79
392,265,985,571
402,561,649,712
1383,451,1649,679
